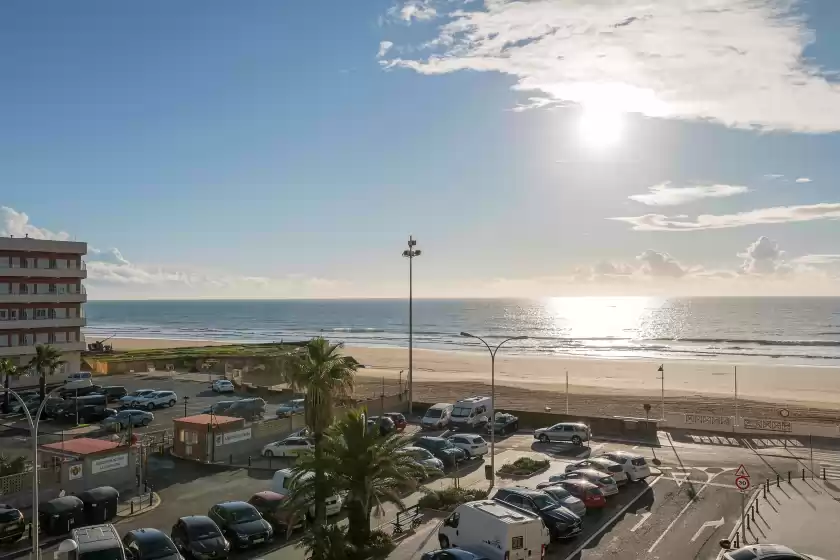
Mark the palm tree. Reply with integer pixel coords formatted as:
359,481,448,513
0,454,28,476
28,344,65,400
291,408,426,551
0,359,20,414
287,337,357,559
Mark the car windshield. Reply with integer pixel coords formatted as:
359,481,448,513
229,507,261,524
599,476,615,484
426,439,445,449
128,391,148,397
425,409,443,418
187,522,221,540
79,548,126,560
632,458,647,466
546,488,570,500
451,407,471,417
530,494,558,510
412,449,433,459
138,537,178,560
0,509,21,522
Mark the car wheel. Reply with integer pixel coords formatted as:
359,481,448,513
539,434,549,443
572,436,582,445
147,403,156,411
439,536,450,549
264,450,274,458
169,400,176,407
141,418,151,426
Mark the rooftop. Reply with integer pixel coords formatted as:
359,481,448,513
41,438,121,455
176,414,241,426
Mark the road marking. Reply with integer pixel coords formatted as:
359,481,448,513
672,471,689,487
561,476,662,560
690,516,725,542
630,511,652,532
648,470,726,553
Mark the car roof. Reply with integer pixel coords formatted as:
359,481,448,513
126,528,168,542
557,479,597,487
498,487,544,498
573,468,609,476
180,515,215,526
419,436,446,442
216,501,255,511
72,524,121,552
726,545,799,558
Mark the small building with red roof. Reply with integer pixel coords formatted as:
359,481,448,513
39,437,136,495
172,414,247,462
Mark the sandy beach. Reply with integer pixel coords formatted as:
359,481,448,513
107,337,840,423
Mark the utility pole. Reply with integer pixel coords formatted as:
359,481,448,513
658,364,664,420
565,371,569,414
734,365,738,430
402,236,421,415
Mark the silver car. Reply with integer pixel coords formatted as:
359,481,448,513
533,422,591,445
546,469,619,497
101,409,154,429
539,485,587,517
565,457,628,485
402,446,444,475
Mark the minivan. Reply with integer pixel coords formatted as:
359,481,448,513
227,398,266,421
270,469,342,518
438,500,549,560
421,403,453,430
450,396,491,429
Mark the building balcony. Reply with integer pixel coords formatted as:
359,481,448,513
0,317,86,330
0,265,87,279
0,341,86,358
0,292,87,304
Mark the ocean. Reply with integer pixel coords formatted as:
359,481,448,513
82,298,840,366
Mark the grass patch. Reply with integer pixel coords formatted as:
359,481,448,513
86,343,304,363
417,487,489,512
497,457,550,477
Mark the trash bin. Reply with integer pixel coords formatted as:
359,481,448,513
39,496,85,536
484,464,493,480
79,486,120,524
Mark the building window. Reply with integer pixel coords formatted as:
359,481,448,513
180,430,199,445
38,258,49,269
19,309,29,320
0,256,8,268
47,284,56,294
48,333,56,344
0,283,8,295
19,283,28,294
9,309,17,320
67,308,76,318
0,310,6,320
67,259,77,269
0,335,7,347
67,284,76,294
36,309,47,319
54,331,66,343
19,258,28,269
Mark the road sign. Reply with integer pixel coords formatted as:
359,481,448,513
779,408,790,418
735,464,750,478
735,476,750,491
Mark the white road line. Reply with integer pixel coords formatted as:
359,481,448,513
690,517,724,542
561,476,663,560
630,511,652,532
648,471,724,553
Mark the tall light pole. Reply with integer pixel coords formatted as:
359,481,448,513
460,332,527,487
658,364,664,421
402,236,421,415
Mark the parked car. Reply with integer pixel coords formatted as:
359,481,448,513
367,415,396,437
227,398,266,420
170,515,230,560
421,403,453,430
275,399,304,418
722,544,828,560
414,436,467,467
541,480,606,509
533,422,591,445
201,400,237,415
211,380,235,393
73,405,117,424
10,395,41,414
0,504,25,544
120,389,157,408
134,391,178,410
384,412,407,432
66,372,92,383
401,446,444,475
261,436,313,458
599,451,652,482
449,396,491,429
438,500,550,558
565,457,628,485
422,550,489,560
485,412,519,436
270,469,343,517
207,502,272,550
59,394,108,422
101,409,154,430
247,492,302,536
446,434,488,458
537,485,586,517
123,527,183,560
98,386,128,402
42,397,65,418
60,383,102,399
541,469,618,497
492,487,582,541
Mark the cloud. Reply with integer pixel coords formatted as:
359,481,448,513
377,41,394,58
628,182,749,206
611,202,840,231
0,206,70,240
384,0,840,132
388,0,437,22
764,174,784,180
636,250,687,277
87,247,130,266
738,236,789,275
791,254,840,265
592,260,633,276
795,177,812,183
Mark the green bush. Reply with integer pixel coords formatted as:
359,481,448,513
417,487,490,512
497,457,550,477
358,530,395,559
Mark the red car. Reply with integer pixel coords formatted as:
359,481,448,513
551,479,606,509
385,412,407,432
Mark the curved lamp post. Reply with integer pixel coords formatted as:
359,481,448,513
402,236,421,415
3,386,62,559
459,332,527,486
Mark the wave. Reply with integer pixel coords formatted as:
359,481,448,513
318,328,387,333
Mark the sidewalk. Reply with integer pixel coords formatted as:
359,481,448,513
732,477,840,559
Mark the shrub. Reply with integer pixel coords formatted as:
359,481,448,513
418,487,489,512
358,530,395,559
497,457,550,477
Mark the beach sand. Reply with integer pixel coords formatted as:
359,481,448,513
106,338,840,424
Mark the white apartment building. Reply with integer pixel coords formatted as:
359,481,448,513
0,236,88,373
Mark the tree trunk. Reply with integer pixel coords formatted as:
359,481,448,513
3,374,9,414
346,500,370,550
39,370,46,400
312,430,327,560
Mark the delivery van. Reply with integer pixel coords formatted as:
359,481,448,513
421,403,453,430
437,500,549,560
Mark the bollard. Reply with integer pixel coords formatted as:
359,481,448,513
823,467,827,480
788,471,791,484
802,468,806,481
754,499,758,514
751,505,755,522
131,500,134,515
269,456,272,469
248,456,252,467
763,483,767,498
746,511,750,530
149,491,153,506
776,474,780,487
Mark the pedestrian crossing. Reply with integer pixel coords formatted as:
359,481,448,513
756,447,840,479
676,432,806,449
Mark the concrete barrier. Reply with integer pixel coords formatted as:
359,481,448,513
661,411,840,438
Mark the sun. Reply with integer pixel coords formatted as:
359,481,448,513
578,107,624,148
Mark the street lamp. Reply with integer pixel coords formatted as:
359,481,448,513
2,386,62,559
402,236,421,415
460,332,527,486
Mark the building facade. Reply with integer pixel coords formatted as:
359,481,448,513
0,236,87,373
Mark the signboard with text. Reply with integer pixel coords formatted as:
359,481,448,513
214,428,252,446
684,414,732,427
91,453,129,475
743,418,792,433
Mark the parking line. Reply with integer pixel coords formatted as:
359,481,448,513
648,470,724,553
560,476,662,560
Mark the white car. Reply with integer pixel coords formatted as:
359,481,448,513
211,379,235,393
261,436,314,458
133,390,178,410
446,434,488,458
600,451,652,482
723,544,827,560
119,389,156,408
565,457,628,485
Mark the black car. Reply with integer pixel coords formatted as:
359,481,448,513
99,386,128,402
414,436,467,467
123,528,183,560
59,384,103,399
207,502,273,549
42,397,66,419
493,487,582,540
0,504,25,544
170,516,230,560
367,415,396,437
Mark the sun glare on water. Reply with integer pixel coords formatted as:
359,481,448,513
578,106,624,148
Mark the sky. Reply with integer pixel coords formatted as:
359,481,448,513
2,0,840,299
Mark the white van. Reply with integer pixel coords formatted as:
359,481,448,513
438,500,549,560
450,396,492,429
421,403,453,430
270,468,343,517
